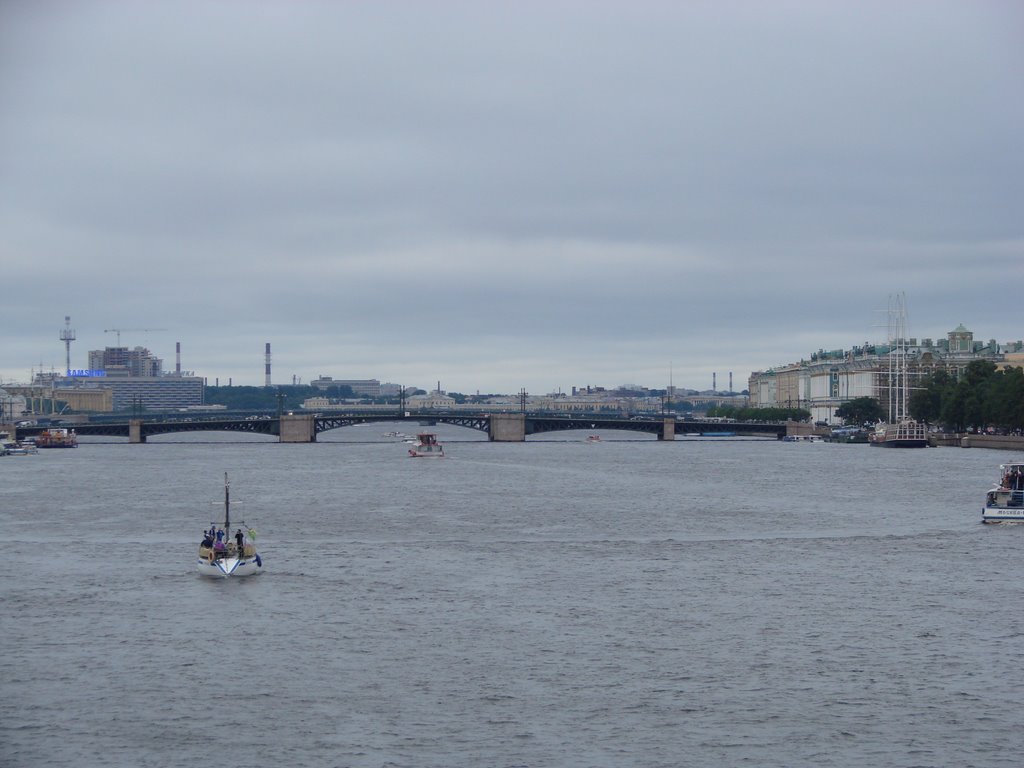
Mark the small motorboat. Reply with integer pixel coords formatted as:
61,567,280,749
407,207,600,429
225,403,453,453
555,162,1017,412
408,433,444,458
1,432,37,455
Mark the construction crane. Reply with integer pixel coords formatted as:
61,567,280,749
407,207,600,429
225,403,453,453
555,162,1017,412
103,328,168,345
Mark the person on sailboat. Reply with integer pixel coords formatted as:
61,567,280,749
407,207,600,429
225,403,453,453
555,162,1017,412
235,529,244,553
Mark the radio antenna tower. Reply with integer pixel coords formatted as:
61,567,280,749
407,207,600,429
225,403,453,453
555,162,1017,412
59,315,76,374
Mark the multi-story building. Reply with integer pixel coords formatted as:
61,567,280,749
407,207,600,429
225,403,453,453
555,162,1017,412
48,345,203,411
47,386,113,412
309,376,382,398
56,375,203,411
749,325,1023,424
87,346,163,377
0,388,28,421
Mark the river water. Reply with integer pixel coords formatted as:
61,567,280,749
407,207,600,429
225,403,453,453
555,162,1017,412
2,425,1022,767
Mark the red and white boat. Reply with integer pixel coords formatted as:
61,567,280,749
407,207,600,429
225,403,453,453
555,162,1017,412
408,433,444,458
35,428,78,448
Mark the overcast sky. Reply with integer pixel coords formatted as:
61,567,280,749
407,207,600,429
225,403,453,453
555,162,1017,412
1,1,1021,394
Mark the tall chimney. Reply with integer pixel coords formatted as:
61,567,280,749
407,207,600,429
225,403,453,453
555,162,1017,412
713,372,717,392
265,343,272,387
729,372,733,393
176,342,181,375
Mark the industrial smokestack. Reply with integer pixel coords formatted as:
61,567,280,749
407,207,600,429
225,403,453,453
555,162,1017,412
713,372,717,392
176,342,181,375
729,372,733,393
265,343,272,387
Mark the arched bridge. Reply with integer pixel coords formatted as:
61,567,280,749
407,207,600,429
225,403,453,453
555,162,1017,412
16,413,789,443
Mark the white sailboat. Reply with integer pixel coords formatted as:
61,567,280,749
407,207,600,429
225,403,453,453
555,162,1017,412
197,473,263,578
870,293,928,448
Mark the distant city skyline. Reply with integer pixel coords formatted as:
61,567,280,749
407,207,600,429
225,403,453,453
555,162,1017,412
4,315,1019,398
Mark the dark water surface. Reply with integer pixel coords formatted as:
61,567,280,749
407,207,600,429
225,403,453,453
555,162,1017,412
3,426,1022,767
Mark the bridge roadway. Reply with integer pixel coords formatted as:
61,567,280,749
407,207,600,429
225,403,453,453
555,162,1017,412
15,413,789,443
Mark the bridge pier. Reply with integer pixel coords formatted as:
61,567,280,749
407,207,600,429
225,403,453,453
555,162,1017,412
489,413,526,442
280,414,317,443
785,420,813,437
129,419,146,444
659,418,675,441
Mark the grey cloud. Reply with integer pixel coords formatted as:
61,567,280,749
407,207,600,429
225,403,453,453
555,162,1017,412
1,1,1021,392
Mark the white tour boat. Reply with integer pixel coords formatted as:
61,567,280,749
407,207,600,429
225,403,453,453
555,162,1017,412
197,473,263,577
408,433,445,458
982,461,1024,524
1,432,37,455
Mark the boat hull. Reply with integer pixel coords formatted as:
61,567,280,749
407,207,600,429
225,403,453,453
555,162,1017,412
869,420,928,448
873,438,929,448
983,486,1024,523
983,508,1024,523
197,554,263,577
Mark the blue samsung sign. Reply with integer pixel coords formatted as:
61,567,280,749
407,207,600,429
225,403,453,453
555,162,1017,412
67,370,107,377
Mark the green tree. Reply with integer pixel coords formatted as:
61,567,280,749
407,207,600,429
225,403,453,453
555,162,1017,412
909,369,952,424
835,397,884,425
940,380,970,432
898,360,1022,433
963,359,997,386
984,367,1024,431
958,360,997,431
322,385,356,399
204,385,318,411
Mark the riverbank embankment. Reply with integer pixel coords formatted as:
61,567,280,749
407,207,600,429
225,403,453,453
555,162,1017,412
931,434,1024,450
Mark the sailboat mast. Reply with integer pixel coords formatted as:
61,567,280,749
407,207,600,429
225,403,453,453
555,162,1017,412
885,292,912,423
897,293,908,422
224,472,230,532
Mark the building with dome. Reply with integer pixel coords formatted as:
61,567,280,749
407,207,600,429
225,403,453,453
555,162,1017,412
748,324,1023,425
